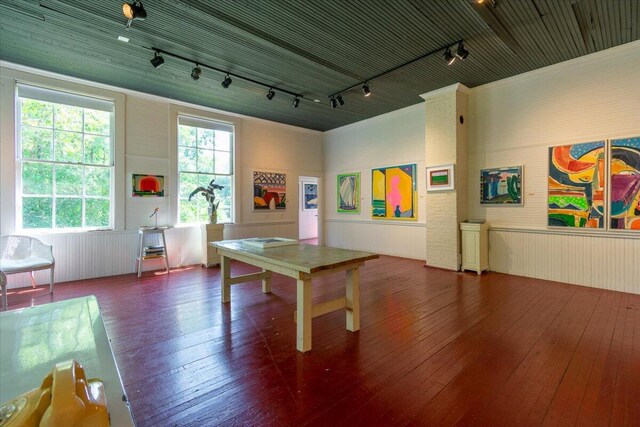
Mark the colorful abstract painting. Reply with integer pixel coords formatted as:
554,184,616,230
371,164,417,220
548,141,605,228
337,172,360,213
253,171,286,210
481,166,522,205
304,183,318,210
132,174,165,197
610,136,640,230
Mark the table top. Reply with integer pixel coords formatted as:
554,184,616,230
138,225,172,233
212,239,378,274
0,296,135,426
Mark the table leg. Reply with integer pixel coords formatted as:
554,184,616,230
346,268,360,332
137,232,144,278
221,256,231,303
161,230,170,274
261,269,272,294
296,278,312,352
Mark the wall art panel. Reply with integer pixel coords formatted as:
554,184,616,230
371,164,417,221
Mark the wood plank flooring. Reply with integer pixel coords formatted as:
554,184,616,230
3,256,639,426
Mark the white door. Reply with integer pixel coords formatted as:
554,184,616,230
299,177,318,240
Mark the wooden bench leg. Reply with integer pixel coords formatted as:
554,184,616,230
50,267,55,294
221,256,231,303
346,268,360,332
296,278,312,352
261,269,272,294
30,271,37,288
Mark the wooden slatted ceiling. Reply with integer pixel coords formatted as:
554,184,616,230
0,0,637,131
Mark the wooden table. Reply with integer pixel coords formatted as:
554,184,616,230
211,240,378,352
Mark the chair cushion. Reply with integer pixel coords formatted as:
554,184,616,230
0,256,53,274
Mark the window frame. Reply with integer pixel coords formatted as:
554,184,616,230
15,88,116,231
176,115,235,225
169,105,241,227
0,69,125,235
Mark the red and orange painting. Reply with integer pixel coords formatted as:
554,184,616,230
133,174,165,197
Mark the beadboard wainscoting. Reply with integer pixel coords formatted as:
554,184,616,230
325,219,426,260
488,227,640,295
5,221,297,289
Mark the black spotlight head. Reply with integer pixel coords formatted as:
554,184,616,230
443,48,456,65
455,42,469,60
362,83,371,97
191,66,201,80
123,1,147,20
330,97,338,109
267,88,275,100
336,94,345,106
221,74,232,88
292,97,300,108
150,52,164,69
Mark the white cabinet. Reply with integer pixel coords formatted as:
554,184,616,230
460,222,489,275
202,224,224,267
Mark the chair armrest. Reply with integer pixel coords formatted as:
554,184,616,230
32,240,55,265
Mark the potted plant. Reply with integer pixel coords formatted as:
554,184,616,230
188,179,224,224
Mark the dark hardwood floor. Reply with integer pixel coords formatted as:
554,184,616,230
4,256,639,426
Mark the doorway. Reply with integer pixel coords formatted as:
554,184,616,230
299,176,318,243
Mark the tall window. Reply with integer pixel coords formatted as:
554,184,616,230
177,116,234,223
17,85,114,230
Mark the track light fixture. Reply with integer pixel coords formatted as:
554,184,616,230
362,83,371,97
123,1,146,29
146,47,305,109
443,48,456,65
476,0,497,7
267,88,275,100
455,41,469,60
190,65,201,80
329,39,468,102
336,94,345,106
150,52,164,68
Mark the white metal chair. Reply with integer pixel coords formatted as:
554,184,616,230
0,235,55,310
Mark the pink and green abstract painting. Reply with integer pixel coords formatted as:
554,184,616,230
610,136,640,230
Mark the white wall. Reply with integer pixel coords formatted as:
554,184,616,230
467,41,640,294
322,41,639,294
0,63,323,287
324,104,426,259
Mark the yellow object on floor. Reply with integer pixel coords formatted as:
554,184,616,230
0,360,109,427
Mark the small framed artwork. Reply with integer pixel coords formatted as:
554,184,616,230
303,182,318,210
480,166,523,205
132,174,165,197
426,164,454,192
337,172,360,213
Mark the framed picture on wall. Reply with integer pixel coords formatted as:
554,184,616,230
426,164,454,192
337,172,360,213
132,174,165,197
253,170,286,210
480,166,523,205
548,141,605,228
371,164,417,220
303,182,318,210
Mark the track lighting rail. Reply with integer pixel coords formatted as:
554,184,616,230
328,39,464,99
149,47,305,100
